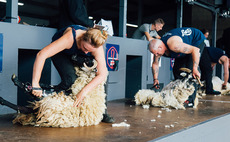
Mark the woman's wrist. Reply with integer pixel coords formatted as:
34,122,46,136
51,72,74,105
32,82,39,87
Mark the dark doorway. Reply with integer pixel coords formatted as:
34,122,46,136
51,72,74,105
18,49,51,106
125,55,142,99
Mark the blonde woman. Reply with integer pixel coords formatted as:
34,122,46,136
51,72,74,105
31,25,114,123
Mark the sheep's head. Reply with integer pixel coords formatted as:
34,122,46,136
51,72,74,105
72,54,97,72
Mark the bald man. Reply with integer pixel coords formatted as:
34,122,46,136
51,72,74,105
148,27,221,107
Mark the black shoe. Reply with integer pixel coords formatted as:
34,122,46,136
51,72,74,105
183,100,194,108
206,90,221,95
102,114,115,123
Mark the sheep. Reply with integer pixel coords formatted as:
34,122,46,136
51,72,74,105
196,76,230,96
13,67,107,127
135,74,199,110
212,76,230,95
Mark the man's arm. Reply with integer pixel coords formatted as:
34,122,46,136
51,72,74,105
155,35,161,39
219,56,229,86
152,55,161,86
211,63,217,70
167,36,201,78
144,32,154,41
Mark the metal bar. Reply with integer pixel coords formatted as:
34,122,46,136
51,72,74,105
193,1,216,12
137,0,143,27
119,0,127,37
176,0,183,28
212,12,217,47
6,0,18,23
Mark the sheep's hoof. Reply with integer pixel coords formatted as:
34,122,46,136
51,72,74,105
102,114,115,123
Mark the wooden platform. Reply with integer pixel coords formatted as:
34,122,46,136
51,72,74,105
1,95,230,142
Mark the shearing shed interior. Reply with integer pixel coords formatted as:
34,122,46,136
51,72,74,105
1,0,230,141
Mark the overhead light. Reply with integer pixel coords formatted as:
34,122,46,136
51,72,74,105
18,2,24,6
220,10,230,18
185,0,195,4
88,16,93,20
0,0,24,6
126,23,138,28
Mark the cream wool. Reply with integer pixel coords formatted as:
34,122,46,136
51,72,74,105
196,76,230,96
212,76,230,95
135,74,196,110
13,67,107,127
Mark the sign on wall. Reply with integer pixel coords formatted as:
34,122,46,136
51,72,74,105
0,33,3,73
106,43,119,71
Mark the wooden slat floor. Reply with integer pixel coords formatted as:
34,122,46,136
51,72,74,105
1,95,230,142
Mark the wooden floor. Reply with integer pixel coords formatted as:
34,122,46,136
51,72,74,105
1,95,230,142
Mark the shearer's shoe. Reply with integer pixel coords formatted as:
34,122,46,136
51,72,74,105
183,100,194,108
206,90,221,95
102,114,115,123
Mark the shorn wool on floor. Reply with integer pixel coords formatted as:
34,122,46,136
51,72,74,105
13,67,107,127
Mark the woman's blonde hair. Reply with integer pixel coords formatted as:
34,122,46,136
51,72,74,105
80,28,108,48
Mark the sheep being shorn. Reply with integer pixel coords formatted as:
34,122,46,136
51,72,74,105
212,76,230,95
196,76,230,96
135,74,197,110
13,66,107,127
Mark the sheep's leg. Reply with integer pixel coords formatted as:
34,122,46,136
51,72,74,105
0,97,34,114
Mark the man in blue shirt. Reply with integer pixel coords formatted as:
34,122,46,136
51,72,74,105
204,47,229,90
148,27,221,106
149,28,205,83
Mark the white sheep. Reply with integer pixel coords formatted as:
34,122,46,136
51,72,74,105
13,67,107,127
135,74,198,110
212,76,230,95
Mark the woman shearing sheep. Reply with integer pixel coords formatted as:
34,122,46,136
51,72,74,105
31,25,114,123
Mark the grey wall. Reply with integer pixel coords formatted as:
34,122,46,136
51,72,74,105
106,37,148,100
106,37,171,100
0,22,57,114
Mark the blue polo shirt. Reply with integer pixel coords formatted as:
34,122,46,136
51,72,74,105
161,27,206,58
206,47,227,63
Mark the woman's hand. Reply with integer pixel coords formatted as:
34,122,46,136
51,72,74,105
32,85,43,97
73,91,86,107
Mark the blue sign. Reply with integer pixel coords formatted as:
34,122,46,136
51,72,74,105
106,43,119,71
0,34,3,73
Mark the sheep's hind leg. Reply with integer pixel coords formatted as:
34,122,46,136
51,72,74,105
0,97,34,114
